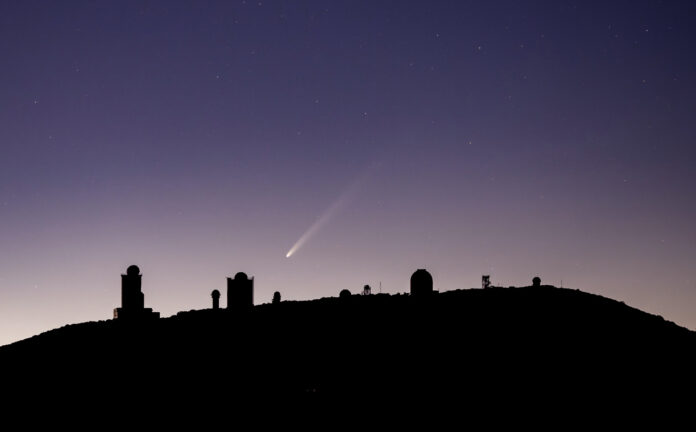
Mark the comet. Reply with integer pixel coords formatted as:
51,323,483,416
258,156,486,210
285,165,375,258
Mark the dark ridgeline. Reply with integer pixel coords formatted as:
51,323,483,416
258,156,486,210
1,267,695,419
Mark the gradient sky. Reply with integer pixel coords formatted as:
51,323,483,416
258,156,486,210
1,0,695,346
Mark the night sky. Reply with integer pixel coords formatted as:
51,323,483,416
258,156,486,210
1,0,696,346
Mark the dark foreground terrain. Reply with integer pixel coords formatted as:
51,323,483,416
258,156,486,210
2,286,695,419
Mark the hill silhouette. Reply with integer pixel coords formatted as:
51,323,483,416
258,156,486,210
2,285,695,418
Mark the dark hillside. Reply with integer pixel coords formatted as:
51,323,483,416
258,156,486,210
2,286,695,416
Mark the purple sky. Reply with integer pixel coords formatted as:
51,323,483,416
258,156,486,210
1,0,696,346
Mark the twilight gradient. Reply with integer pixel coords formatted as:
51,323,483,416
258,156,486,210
1,1,695,346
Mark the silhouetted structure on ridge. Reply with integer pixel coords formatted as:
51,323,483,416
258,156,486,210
5,270,696,414
211,289,221,310
113,265,159,320
410,269,433,296
272,291,281,304
227,272,254,311
533,276,541,287
362,284,371,296
482,275,491,289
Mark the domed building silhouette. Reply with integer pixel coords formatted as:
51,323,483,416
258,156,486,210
211,289,221,310
532,276,541,287
113,265,159,320
227,272,254,311
410,269,433,296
